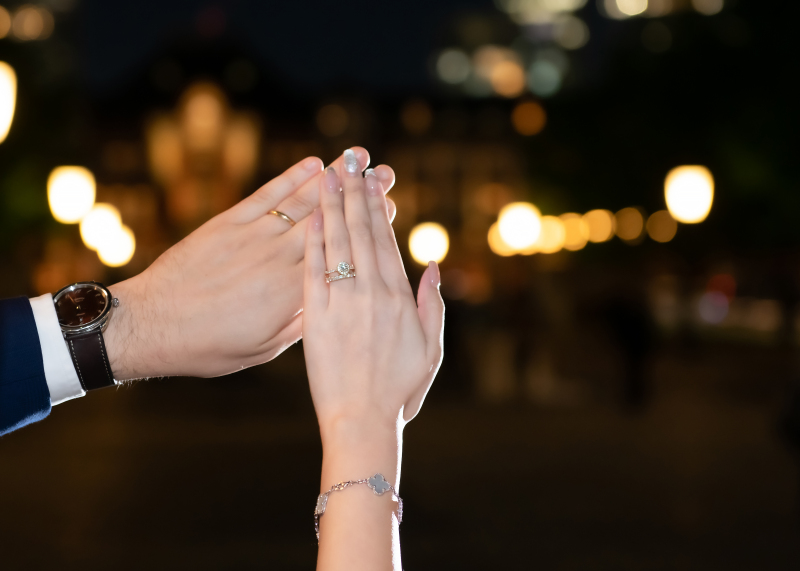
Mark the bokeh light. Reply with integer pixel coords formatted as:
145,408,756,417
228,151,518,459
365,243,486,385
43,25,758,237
97,225,136,268
146,117,183,185
692,0,723,15
474,46,519,83
488,222,517,256
181,83,225,152
511,101,546,136
47,166,96,224
499,0,589,24
646,0,674,16
616,0,648,17
698,291,728,324
409,222,450,265
498,202,542,251
436,49,471,84
0,61,16,144
490,60,526,98
554,15,590,50
560,213,590,251
317,103,349,137
79,204,122,251
615,207,645,242
646,210,677,243
536,215,566,254
223,115,261,183
0,7,11,39
664,165,714,224
583,209,615,243
527,60,562,97
11,5,53,41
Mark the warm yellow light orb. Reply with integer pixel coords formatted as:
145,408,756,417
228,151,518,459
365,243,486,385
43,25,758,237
583,209,615,243
79,203,122,251
511,101,547,136
409,222,449,265
488,222,517,256
490,60,526,98
665,165,714,224
0,8,11,39
47,166,96,223
560,213,590,251
97,225,136,267
616,0,648,16
646,210,678,243
615,207,645,242
536,215,566,254
498,202,542,251
0,61,16,144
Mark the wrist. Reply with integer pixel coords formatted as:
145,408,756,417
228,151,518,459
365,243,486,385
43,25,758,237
319,413,403,493
105,274,155,380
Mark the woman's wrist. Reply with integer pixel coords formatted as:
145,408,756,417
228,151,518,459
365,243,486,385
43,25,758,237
319,413,403,492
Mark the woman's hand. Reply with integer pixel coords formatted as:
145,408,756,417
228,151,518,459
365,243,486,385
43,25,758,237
302,150,444,570
104,148,397,380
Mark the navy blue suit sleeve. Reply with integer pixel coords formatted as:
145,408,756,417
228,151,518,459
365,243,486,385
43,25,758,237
0,297,51,436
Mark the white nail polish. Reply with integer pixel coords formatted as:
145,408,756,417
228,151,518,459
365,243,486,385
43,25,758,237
343,149,358,174
364,168,376,177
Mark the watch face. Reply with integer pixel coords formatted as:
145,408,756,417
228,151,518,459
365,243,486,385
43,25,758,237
55,285,109,328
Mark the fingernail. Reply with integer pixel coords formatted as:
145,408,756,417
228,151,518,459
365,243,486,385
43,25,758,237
304,157,322,171
364,168,383,196
312,208,323,231
343,149,359,174
429,261,440,288
324,167,339,193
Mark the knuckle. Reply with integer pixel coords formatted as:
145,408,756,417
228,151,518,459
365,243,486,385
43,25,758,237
348,221,372,241
330,232,350,250
282,192,314,216
250,187,275,206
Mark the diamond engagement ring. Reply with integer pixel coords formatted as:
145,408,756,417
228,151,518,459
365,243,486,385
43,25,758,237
325,261,356,284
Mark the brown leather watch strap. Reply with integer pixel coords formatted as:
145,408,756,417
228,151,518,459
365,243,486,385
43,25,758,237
66,331,116,391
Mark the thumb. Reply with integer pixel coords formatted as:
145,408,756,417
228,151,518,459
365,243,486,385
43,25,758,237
417,261,445,365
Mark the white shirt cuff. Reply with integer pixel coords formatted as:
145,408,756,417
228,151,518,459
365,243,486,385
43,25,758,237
29,294,86,405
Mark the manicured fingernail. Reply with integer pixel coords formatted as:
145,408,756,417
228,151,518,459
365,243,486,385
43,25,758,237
429,261,440,288
304,157,322,171
312,208,323,231
365,168,383,196
343,149,359,174
324,167,339,192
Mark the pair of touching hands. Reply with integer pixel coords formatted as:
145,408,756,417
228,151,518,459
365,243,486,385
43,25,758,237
105,148,445,568
105,148,388,378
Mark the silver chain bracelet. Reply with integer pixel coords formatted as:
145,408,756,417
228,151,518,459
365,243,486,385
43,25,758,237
314,473,403,542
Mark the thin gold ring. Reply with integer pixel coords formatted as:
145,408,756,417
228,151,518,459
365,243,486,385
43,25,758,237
267,210,296,227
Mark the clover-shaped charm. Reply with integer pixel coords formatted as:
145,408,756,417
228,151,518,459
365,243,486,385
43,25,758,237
367,473,392,495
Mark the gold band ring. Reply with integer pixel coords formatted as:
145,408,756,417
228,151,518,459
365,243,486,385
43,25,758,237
267,210,296,227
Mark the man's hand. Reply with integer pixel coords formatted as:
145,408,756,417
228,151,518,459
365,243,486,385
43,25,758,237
103,148,396,380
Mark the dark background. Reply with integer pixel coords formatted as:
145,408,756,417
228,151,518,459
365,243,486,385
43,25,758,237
2,0,800,569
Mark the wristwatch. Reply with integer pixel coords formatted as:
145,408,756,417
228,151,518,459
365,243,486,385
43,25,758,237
53,281,119,391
